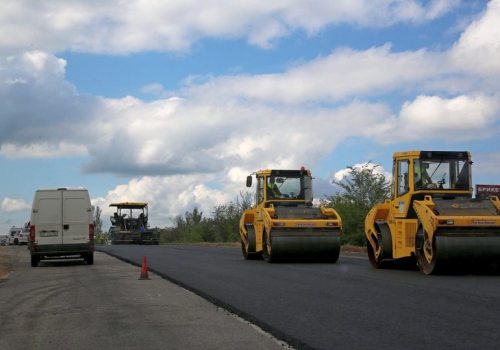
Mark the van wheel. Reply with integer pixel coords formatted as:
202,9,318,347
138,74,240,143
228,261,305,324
85,254,94,265
14,238,19,245
31,255,39,267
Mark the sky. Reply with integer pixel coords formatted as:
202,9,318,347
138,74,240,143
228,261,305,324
1,0,500,233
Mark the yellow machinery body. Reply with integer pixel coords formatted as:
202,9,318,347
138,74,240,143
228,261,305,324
239,168,342,262
365,150,500,274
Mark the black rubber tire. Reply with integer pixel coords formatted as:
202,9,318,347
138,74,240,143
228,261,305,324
30,255,39,267
367,242,382,268
263,232,275,263
14,238,19,245
241,225,262,260
415,227,438,275
85,253,94,265
241,240,261,260
367,225,392,269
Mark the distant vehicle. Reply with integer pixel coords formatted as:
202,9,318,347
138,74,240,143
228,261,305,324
109,202,159,245
13,230,20,245
240,168,342,263
17,228,30,245
1,238,6,246
7,227,22,245
365,150,500,275
29,188,95,267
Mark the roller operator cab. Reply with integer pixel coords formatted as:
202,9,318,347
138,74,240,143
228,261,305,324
365,151,500,274
29,188,95,267
239,168,342,263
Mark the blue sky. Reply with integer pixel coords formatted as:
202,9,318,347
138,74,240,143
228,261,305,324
1,0,499,233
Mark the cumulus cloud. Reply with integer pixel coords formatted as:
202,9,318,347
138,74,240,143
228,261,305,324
181,44,446,105
1,48,393,176
0,52,98,157
450,0,500,76
374,94,500,144
85,97,393,177
95,175,234,226
1,0,500,229
0,143,88,159
334,162,392,182
0,0,459,55
2,198,30,212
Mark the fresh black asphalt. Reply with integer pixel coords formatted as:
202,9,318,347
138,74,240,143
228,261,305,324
98,244,500,350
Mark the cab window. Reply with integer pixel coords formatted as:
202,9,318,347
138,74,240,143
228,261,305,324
257,176,264,203
397,160,410,197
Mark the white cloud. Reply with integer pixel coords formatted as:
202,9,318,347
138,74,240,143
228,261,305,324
96,175,233,227
374,94,500,144
1,0,499,229
177,44,448,104
334,162,392,182
141,83,164,96
0,142,88,159
0,52,94,155
0,0,459,55
5,78,27,85
76,94,392,177
450,0,500,76
2,198,30,212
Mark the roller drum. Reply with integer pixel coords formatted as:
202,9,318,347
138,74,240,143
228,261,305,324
268,228,341,262
434,227,500,264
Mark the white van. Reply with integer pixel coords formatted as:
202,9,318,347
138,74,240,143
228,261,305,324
29,188,95,267
18,227,30,245
7,227,22,245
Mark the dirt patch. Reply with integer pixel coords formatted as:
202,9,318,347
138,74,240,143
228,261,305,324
342,245,366,253
341,245,367,254
0,247,14,279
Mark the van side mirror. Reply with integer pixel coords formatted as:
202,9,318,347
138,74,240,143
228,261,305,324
246,175,252,187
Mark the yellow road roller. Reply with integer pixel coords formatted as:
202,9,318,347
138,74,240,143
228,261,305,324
365,150,500,274
239,168,342,263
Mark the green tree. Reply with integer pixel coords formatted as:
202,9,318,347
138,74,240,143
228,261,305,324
210,191,253,242
323,162,391,246
162,191,253,244
92,205,106,245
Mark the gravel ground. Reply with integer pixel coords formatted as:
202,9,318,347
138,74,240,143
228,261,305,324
0,246,18,279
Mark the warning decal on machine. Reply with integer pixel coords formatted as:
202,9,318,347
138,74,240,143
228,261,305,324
295,222,317,227
469,220,496,226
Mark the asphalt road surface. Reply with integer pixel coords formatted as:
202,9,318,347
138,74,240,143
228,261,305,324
97,244,500,350
0,246,287,350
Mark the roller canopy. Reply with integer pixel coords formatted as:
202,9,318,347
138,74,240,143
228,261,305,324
109,202,148,209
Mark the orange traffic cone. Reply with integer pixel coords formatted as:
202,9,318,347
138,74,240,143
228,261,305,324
139,256,150,280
